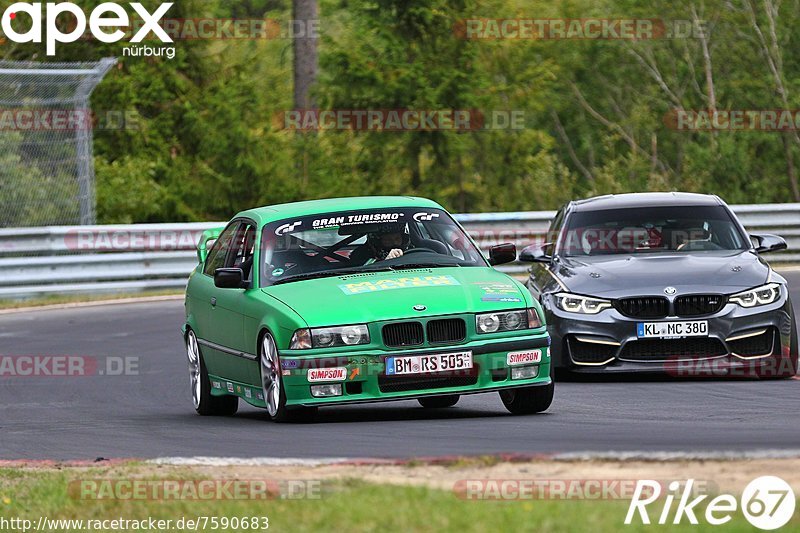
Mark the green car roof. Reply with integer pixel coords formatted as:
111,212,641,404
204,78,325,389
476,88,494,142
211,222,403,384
236,196,444,225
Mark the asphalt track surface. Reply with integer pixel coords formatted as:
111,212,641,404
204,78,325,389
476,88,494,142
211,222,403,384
1,272,799,461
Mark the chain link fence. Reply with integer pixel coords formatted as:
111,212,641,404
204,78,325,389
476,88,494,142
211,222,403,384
0,58,116,227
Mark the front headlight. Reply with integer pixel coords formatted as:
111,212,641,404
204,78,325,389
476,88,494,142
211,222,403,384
729,283,781,308
555,292,612,314
476,308,541,334
289,324,370,349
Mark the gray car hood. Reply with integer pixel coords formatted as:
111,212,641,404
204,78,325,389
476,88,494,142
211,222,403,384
554,251,770,298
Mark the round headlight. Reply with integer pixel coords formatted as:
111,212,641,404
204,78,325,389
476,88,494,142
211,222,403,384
503,312,523,330
477,314,501,333
340,326,365,345
315,331,335,347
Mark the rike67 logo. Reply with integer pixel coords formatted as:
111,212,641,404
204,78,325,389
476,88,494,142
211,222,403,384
1,2,174,56
626,476,796,530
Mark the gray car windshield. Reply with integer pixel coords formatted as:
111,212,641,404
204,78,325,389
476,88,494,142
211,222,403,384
561,205,749,256
259,207,487,286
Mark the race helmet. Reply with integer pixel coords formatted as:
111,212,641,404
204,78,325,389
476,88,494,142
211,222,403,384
366,222,410,260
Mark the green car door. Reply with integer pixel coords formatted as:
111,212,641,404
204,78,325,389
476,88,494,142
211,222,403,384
190,220,254,384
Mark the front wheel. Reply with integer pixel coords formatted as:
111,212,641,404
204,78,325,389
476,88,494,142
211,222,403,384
260,332,317,423
773,301,799,379
499,382,554,415
418,395,459,408
186,330,238,416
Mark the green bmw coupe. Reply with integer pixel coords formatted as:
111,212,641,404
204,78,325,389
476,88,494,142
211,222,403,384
182,196,553,422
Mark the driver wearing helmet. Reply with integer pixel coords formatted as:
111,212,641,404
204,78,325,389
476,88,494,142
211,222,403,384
352,223,411,264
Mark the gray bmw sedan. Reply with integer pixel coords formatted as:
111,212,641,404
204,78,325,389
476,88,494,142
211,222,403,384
521,192,797,378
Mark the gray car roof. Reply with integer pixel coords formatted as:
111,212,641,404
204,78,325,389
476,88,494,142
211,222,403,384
571,192,723,212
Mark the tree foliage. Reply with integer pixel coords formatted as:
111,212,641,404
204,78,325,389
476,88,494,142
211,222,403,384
2,0,799,223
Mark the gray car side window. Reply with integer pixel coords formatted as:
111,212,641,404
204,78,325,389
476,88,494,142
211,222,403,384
546,207,566,256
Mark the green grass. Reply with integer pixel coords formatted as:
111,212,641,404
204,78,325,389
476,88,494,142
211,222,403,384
1,468,796,532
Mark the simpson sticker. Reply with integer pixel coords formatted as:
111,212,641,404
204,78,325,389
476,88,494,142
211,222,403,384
245,388,252,399
211,381,221,389
226,382,234,393
507,350,542,366
307,367,347,382
339,275,460,294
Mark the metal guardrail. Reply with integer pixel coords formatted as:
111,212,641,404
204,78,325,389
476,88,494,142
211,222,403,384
0,203,798,299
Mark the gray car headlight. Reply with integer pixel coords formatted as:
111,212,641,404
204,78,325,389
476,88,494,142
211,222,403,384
555,292,612,314
729,283,781,308
290,324,370,349
476,309,540,334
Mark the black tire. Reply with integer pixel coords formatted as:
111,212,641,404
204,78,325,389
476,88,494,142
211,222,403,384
499,382,554,414
259,331,318,423
418,395,460,408
186,330,238,416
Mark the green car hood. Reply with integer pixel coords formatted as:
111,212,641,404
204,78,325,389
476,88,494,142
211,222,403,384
263,267,530,326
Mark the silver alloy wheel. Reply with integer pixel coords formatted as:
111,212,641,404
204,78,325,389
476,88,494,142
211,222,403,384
260,334,281,417
186,331,201,409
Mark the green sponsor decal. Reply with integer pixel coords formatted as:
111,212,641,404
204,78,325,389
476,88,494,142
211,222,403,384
339,275,460,294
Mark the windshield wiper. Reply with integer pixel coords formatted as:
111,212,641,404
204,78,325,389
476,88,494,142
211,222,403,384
270,266,393,285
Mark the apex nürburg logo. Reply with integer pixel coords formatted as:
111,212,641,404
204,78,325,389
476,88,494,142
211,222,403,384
1,2,174,56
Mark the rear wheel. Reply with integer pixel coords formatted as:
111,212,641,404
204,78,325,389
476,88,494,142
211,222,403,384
186,330,238,416
499,382,554,414
259,332,317,423
418,395,459,408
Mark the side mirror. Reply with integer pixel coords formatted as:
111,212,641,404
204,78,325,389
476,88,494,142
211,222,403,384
750,233,787,254
214,268,246,289
519,243,552,263
488,243,517,266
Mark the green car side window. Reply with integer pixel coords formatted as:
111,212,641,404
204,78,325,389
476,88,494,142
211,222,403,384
203,223,239,276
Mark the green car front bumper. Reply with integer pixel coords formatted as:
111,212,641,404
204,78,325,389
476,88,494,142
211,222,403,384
277,335,551,407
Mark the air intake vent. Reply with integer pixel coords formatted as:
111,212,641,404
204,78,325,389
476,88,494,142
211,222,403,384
382,322,424,347
728,328,775,357
614,297,669,319
620,338,727,361
674,295,727,317
426,318,466,344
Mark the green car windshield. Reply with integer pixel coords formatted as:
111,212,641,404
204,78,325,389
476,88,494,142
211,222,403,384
259,207,487,286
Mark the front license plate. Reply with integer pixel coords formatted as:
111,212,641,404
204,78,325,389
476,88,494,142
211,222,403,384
637,320,708,339
385,351,473,376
